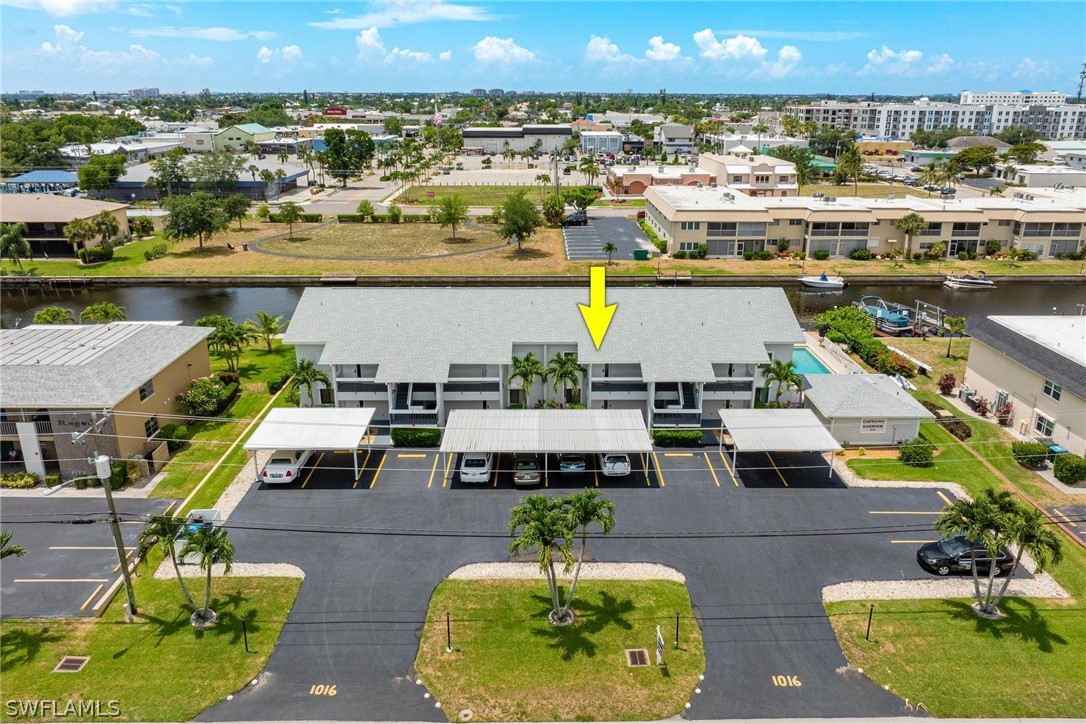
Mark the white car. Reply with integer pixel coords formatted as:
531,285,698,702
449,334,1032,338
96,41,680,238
598,452,632,477
260,449,313,483
460,452,493,484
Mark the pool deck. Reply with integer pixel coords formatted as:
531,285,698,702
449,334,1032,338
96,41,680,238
801,333,865,375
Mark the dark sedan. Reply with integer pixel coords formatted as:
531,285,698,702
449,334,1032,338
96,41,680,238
558,453,587,475
563,212,589,226
917,536,1015,576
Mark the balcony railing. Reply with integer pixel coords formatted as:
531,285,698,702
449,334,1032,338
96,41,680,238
653,411,702,426
35,421,53,435
390,411,439,426
0,422,16,436
444,381,500,393
704,380,753,392
337,381,386,393
592,381,648,393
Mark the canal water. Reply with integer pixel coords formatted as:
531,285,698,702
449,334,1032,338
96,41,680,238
2,281,1083,330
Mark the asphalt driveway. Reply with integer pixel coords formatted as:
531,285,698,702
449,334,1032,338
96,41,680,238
563,216,653,261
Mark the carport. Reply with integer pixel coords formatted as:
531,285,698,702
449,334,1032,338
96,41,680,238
244,408,376,480
718,408,842,479
439,409,653,481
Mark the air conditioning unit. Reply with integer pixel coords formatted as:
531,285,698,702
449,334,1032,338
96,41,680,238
825,196,837,203
887,194,895,200
710,183,718,188
696,182,704,188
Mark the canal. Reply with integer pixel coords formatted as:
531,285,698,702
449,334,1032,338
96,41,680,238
2,281,1084,330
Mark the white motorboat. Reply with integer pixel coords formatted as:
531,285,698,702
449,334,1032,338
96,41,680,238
944,273,996,289
799,275,847,290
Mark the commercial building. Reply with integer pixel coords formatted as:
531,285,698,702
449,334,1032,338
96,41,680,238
605,164,715,196
213,123,276,152
580,131,624,155
0,194,129,257
655,123,694,154
698,153,798,198
0,323,212,480
105,157,309,202
964,316,1085,455
282,287,805,428
997,164,1086,188
643,185,1085,259
585,112,665,131
461,124,572,154
803,374,934,446
59,136,184,167
1,170,78,194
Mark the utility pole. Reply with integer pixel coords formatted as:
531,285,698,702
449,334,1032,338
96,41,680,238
1078,61,1086,104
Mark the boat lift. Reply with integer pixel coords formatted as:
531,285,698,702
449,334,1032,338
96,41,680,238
855,296,950,337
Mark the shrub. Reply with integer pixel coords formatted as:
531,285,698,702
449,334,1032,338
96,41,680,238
674,250,688,259
925,242,947,260
177,376,228,417
387,203,402,223
1011,440,1049,467
143,243,167,261
390,427,441,447
755,250,773,260
937,373,957,395
742,250,754,260
776,238,791,252
256,204,271,221
45,473,62,487
157,423,191,452
266,361,294,394
218,382,239,411
697,244,708,259
813,249,830,260
0,472,40,489
652,429,703,447
74,478,88,490
1053,454,1086,485
941,418,973,441
269,212,322,223
974,396,991,416
958,251,968,261
899,437,934,467
849,247,872,261
78,242,114,264
216,370,240,385
336,214,365,223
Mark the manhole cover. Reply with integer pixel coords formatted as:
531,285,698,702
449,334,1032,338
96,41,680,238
625,648,649,667
53,655,89,673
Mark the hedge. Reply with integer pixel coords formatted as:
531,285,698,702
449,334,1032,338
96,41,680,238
1053,454,1086,485
849,248,872,260
157,423,191,452
0,472,40,489
652,429,704,447
899,436,934,467
391,428,442,447
269,212,323,223
45,473,62,487
337,214,365,223
813,249,830,260
1011,440,1049,467
266,361,294,394
78,243,114,264
939,418,973,441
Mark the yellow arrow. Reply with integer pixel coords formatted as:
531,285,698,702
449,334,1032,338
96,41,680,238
578,266,617,350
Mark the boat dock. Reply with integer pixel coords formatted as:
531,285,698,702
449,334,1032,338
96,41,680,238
855,296,953,337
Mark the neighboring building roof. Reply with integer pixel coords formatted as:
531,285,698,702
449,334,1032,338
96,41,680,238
0,323,212,409
244,408,376,452
970,316,1086,400
0,194,128,224
947,136,1011,150
4,170,78,184
462,125,572,138
719,408,841,452
218,123,272,136
440,409,652,454
804,374,935,419
730,144,753,154
115,157,308,185
284,288,804,384
658,123,694,140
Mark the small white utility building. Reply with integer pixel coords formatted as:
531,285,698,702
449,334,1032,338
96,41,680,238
803,374,934,446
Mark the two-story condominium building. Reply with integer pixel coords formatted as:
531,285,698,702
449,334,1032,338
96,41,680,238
644,186,1085,259
0,323,212,481
964,316,1085,455
697,153,798,198
282,288,805,429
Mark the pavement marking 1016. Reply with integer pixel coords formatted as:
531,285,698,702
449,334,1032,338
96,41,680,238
309,685,337,696
771,675,802,687
718,451,739,486
398,453,426,459
353,449,373,489
80,584,105,611
766,453,788,487
369,453,387,489
427,455,440,488
664,452,693,457
651,451,666,487
15,578,110,583
49,546,136,551
300,452,325,489
936,490,953,506
442,453,454,488
703,452,721,487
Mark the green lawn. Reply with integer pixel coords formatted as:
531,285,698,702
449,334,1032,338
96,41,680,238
400,184,534,206
847,420,988,487
879,337,968,397
259,221,502,259
415,579,704,721
0,546,301,722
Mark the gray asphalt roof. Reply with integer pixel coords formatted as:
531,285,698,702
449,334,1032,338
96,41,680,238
803,374,936,419
970,316,1086,401
0,323,212,409
283,287,803,384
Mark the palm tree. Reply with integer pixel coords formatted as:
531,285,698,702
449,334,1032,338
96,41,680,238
944,315,968,358
247,164,259,184
1,530,27,559
1,222,32,272
546,352,586,404
1002,164,1018,184
91,211,120,244
179,525,234,627
763,359,801,408
752,122,769,154
501,142,516,166
934,489,1012,615
603,241,618,266
508,352,548,405
259,169,275,200
534,173,551,202
245,311,289,352
918,162,942,197
837,146,863,195
33,306,75,324
79,302,126,324
286,358,331,405
508,495,575,624
578,156,600,185
991,505,1063,611
940,162,962,190
895,212,927,260
138,514,197,614
277,149,289,164
560,490,615,618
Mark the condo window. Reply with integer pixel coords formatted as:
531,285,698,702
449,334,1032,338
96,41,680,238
680,221,701,231
789,219,803,226
679,242,700,252
138,378,155,402
1034,413,1054,437
144,416,159,439
1043,380,1062,401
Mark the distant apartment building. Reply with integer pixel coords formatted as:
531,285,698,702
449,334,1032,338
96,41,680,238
128,87,160,99
488,88,504,97
960,91,1066,105
698,152,798,198
470,88,487,97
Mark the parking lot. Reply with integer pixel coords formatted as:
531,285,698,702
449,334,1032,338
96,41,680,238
563,216,653,260
732,451,845,488
1048,504,1085,544
0,498,174,618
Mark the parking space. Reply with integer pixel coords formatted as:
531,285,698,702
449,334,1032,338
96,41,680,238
562,222,604,260
444,452,660,490
1048,505,1084,544
655,449,739,489
563,216,654,260
731,451,845,488
257,449,386,491
0,498,173,618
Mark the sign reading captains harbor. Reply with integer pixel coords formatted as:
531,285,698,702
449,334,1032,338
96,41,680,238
860,418,887,434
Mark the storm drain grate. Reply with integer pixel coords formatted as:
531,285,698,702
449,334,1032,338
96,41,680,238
53,655,89,673
625,648,649,667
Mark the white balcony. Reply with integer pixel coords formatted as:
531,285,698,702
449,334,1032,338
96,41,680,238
443,380,501,402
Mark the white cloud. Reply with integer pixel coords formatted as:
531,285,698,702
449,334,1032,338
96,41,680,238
5,0,116,17
38,23,82,54
354,27,435,63
258,44,303,63
585,35,633,63
645,36,681,62
256,46,274,63
758,44,802,78
716,29,866,42
131,26,276,41
925,53,955,74
694,30,768,61
80,43,161,69
125,3,182,16
1012,57,1054,79
859,45,924,76
389,47,431,62
473,36,534,63
180,53,214,67
439,50,452,61
310,0,494,30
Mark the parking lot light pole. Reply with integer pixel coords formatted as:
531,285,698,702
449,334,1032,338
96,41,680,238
94,454,138,618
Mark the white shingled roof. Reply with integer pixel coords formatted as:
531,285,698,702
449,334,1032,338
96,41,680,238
283,287,804,384
439,409,652,454
720,408,841,452
803,374,936,420
244,408,376,451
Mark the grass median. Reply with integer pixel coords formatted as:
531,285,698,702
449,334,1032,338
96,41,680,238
415,578,704,722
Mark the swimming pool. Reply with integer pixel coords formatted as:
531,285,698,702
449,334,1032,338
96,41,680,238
792,347,832,375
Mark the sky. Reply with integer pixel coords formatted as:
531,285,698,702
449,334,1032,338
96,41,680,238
1,0,1083,96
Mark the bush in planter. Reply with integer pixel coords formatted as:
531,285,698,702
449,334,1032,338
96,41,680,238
157,423,191,452
1053,454,1086,485
813,249,830,260
899,437,934,467
390,428,441,447
937,373,957,395
995,402,1014,426
0,472,40,489
178,376,228,417
652,429,703,447
974,396,991,417
1011,440,1049,467
849,247,872,261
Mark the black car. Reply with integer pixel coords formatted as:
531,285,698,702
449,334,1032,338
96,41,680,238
917,536,1015,577
563,212,588,227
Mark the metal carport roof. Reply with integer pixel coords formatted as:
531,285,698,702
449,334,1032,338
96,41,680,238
439,409,652,454
244,408,377,452
718,408,841,453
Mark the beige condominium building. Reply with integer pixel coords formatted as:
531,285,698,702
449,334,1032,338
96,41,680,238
644,186,1085,259
0,323,212,481
964,316,1085,456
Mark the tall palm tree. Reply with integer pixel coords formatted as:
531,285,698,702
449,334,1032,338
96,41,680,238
287,358,331,405
179,525,234,627
895,212,927,260
508,495,575,624
991,505,1063,611
1002,164,1018,184
247,164,259,184
560,490,615,618
603,241,618,266
91,211,120,244
918,162,943,197
1,222,32,272
274,168,287,198
534,173,551,202
578,156,600,185
751,122,769,154
546,352,586,404
944,315,968,358
245,311,289,352
934,489,1011,615
939,162,962,190
1,530,27,559
508,352,548,405
79,302,126,324
837,146,863,195
138,514,197,613
763,359,801,408
277,149,289,164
